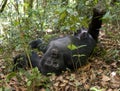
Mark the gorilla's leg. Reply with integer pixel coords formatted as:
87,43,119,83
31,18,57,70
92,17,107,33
88,5,106,42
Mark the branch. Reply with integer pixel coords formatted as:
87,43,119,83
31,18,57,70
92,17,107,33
0,0,8,13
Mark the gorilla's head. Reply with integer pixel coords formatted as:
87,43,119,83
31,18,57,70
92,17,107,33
39,37,71,75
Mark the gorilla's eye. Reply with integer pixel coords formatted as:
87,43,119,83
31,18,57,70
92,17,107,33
51,49,59,58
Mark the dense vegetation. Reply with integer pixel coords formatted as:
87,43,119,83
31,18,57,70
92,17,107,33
0,0,120,91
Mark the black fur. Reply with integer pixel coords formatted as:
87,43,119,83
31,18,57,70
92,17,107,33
29,39,47,53
13,51,41,71
13,7,106,75
88,6,106,42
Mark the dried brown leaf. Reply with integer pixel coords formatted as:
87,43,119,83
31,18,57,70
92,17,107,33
54,81,60,87
102,75,110,82
60,83,66,87
56,75,63,81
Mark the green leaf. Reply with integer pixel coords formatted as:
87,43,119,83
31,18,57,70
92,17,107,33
57,8,66,13
7,72,16,80
66,8,73,14
67,44,77,50
68,44,86,51
27,80,32,86
73,54,85,57
77,45,86,49
90,87,103,91
102,11,114,20
60,11,67,20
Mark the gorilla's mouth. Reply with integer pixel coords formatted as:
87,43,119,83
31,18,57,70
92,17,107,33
40,56,66,75
40,64,64,75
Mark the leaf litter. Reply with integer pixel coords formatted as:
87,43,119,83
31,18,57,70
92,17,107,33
0,25,120,91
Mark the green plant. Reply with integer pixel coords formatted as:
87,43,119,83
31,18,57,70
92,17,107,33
24,68,50,90
67,44,86,69
90,87,104,91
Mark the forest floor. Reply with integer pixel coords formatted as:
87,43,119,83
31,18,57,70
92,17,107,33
0,25,120,91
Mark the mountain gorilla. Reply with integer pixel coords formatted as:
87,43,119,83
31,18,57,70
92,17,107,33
13,6,106,75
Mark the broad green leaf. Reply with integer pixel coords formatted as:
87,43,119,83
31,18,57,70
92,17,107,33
60,11,67,20
27,80,32,86
68,44,86,51
67,44,77,50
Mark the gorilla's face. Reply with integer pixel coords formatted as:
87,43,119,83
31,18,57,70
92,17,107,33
39,37,71,75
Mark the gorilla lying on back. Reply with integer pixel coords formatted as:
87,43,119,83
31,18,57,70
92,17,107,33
13,6,106,75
